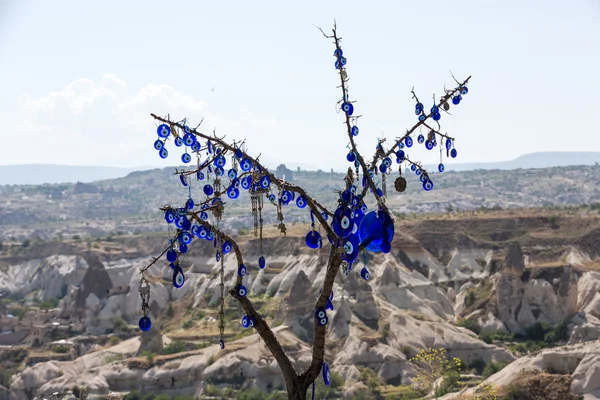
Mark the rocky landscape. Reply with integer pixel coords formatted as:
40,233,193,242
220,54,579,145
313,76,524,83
1,207,600,399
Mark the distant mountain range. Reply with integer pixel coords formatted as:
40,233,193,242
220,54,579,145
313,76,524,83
0,152,599,186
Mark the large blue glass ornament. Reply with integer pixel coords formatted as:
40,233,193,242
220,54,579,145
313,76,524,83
379,164,387,174
450,148,458,158
323,362,331,386
410,164,417,172
415,102,423,113
396,150,405,162
347,152,356,162
405,137,413,147
180,231,193,245
197,226,208,239
358,210,394,253
280,190,292,204
259,256,266,269
452,95,462,105
181,153,192,164
139,316,152,332
173,265,185,288
154,139,164,151
183,125,191,134
207,230,215,241
305,231,322,249
268,194,277,203
432,112,441,121
235,148,243,158
157,124,170,138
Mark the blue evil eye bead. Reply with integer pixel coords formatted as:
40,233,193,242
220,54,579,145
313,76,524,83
438,163,445,172
341,102,354,116
415,102,423,113
197,226,208,239
166,249,177,262
334,60,341,69
175,216,184,229
157,124,170,138
259,256,266,269
360,204,368,214
186,198,194,210
207,230,215,241
214,166,224,177
339,56,347,66
358,210,395,253
197,171,205,180
182,217,191,231
410,164,417,172
207,141,213,154
219,339,225,349
379,164,387,174
332,206,354,238
237,285,247,297
323,362,331,386
191,224,199,237
419,174,427,183
258,175,270,189
203,184,214,196
415,168,423,176
432,112,441,121
241,315,250,329
334,48,343,57
200,211,209,221
360,267,370,281
227,187,240,199
174,137,183,147
179,243,188,254
180,174,188,186
268,194,277,203
461,86,468,95
215,155,226,167
241,176,252,190
183,133,196,146
417,134,425,144
235,148,243,158
180,231,193,245
296,196,307,208
351,126,359,136
418,114,426,122
139,316,152,332
280,190,291,204
154,139,164,151
452,95,462,105
431,105,439,114
450,148,458,158
183,125,191,134
305,230,322,249
173,265,185,288
315,308,328,326
327,299,334,311
191,141,201,152
159,147,168,159
346,151,356,162
181,153,192,164
238,264,247,277
240,158,252,172
227,169,237,180
405,137,413,147
446,139,453,150
382,157,392,168
342,234,359,262
425,140,434,150
222,241,232,254
207,165,213,173
321,212,329,221
396,150,405,161
215,250,220,262
164,210,176,224
423,179,434,191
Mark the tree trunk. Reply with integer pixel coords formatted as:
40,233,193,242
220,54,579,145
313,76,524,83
286,382,308,400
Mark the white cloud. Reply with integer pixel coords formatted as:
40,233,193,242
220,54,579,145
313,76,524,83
11,75,279,167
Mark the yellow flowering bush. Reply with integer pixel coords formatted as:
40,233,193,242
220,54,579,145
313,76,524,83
408,348,462,395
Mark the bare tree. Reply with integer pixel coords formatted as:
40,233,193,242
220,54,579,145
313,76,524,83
139,23,471,400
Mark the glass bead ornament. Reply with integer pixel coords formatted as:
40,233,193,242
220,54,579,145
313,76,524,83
164,210,176,224
197,171,205,180
180,174,188,187
438,163,445,172
461,86,469,95
423,179,434,191
351,126,359,136
173,265,185,288
315,308,328,326
450,148,458,158
154,139,164,151
241,315,251,329
139,316,152,332
174,137,183,147
179,243,188,254
238,264,247,277
323,362,331,386
222,241,232,254
227,187,240,199
259,175,270,189
296,196,307,208
183,133,196,146
360,267,370,281
358,210,394,253
237,285,248,297
241,176,252,190
180,231,193,245
417,134,425,144
259,256,266,269
157,124,170,138
166,249,177,263
227,169,237,180
182,153,192,164
203,184,214,196
452,95,462,105
332,206,354,238
219,339,225,349
347,151,356,162
425,140,434,150
240,158,252,172
192,141,201,152
432,112,441,121
405,137,413,147
341,102,354,116
159,147,168,159
305,230,323,249
342,234,359,262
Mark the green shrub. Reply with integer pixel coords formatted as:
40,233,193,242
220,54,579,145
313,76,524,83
163,340,188,355
482,360,511,378
456,318,481,334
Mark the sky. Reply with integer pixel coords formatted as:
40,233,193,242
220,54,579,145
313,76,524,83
0,0,599,172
